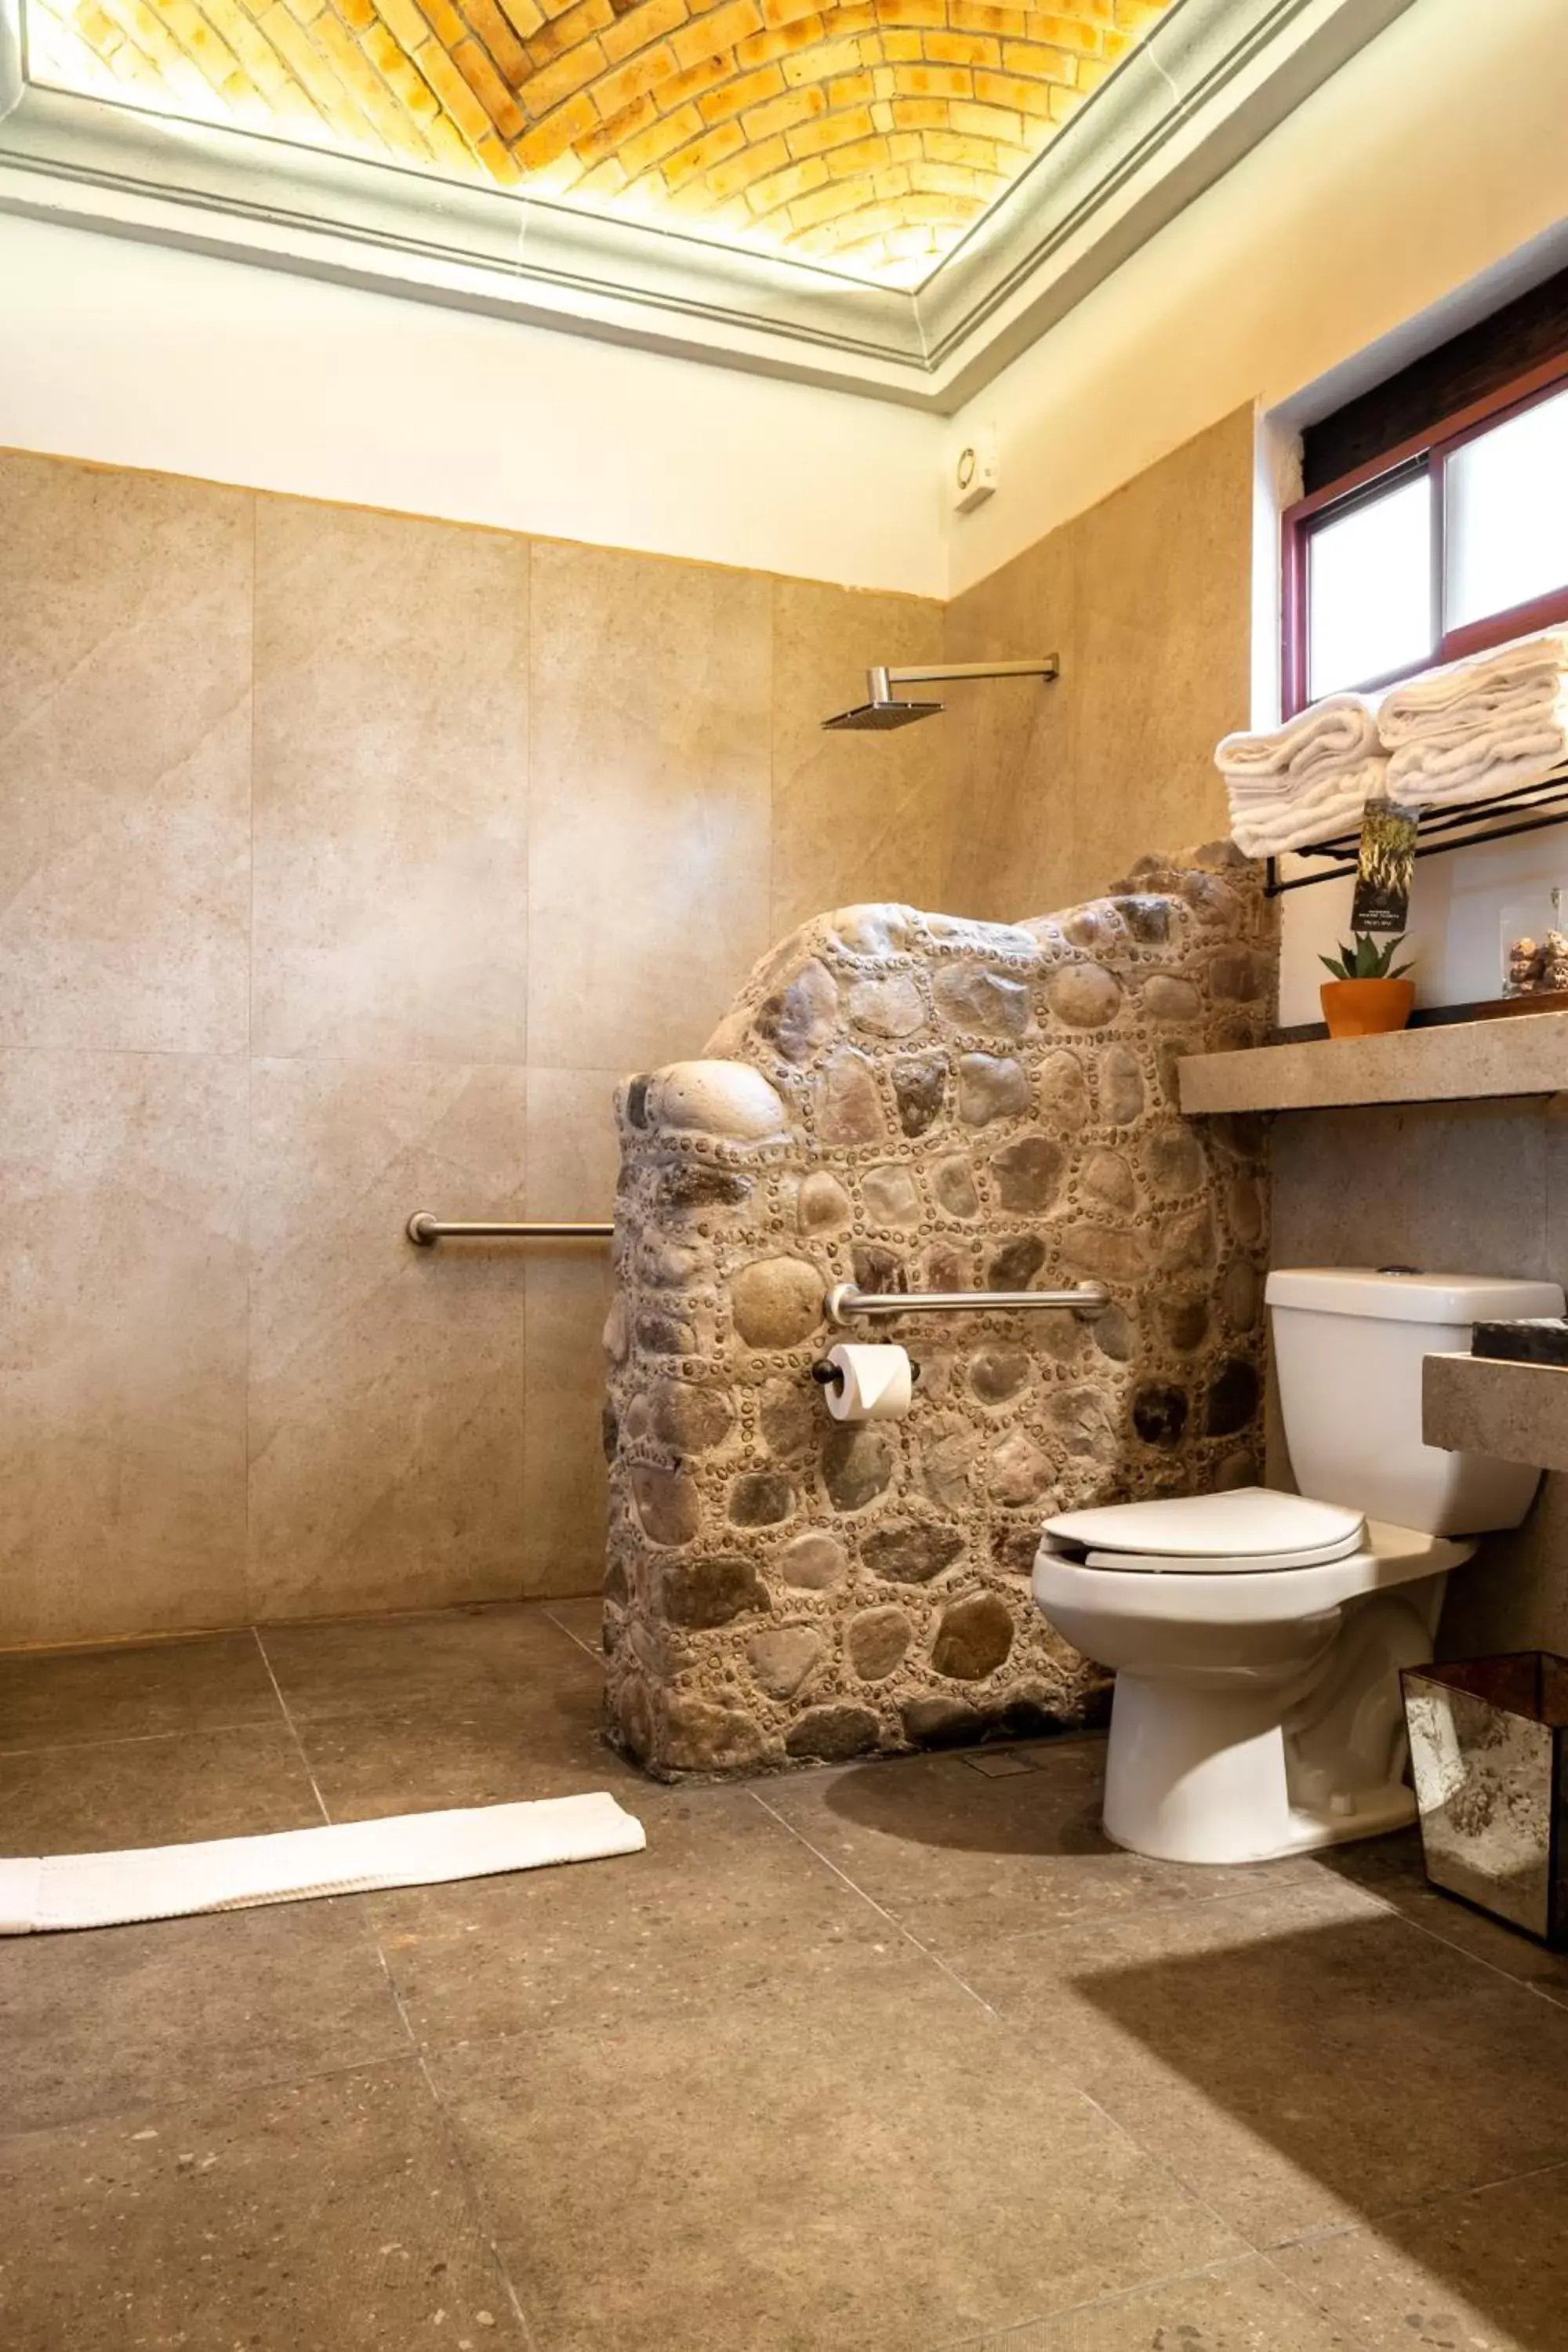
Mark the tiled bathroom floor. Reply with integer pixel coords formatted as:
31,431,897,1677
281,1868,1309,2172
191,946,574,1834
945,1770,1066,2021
4,1604,1568,2351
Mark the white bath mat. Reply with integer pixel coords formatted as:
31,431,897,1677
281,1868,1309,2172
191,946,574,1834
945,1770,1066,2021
0,1791,645,1935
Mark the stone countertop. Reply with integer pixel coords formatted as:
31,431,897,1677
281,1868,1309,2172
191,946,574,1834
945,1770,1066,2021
1178,1009,1568,1114
1423,1352,1568,1475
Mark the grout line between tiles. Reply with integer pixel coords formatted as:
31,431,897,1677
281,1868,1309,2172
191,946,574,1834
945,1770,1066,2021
250,1627,332,1828
1261,2147,1568,2257
539,1603,602,1663
0,1719,289,1760
923,2248,1375,2352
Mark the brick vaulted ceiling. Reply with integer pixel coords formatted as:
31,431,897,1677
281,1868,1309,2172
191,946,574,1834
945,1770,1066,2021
27,0,1175,285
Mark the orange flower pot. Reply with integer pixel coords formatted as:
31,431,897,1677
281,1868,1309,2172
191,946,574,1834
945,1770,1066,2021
1320,978,1415,1039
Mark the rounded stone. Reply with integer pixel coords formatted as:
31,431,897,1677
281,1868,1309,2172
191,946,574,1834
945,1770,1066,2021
1141,975,1202,1025
1156,1207,1217,1276
759,1378,816,1461
925,1242,971,1290
932,1593,1015,1680
1047,965,1123,1029
777,1531,849,1590
665,1697,764,1773
731,1256,825,1348
602,1294,630,1364
852,1243,906,1296
968,1345,1031,1404
641,1238,709,1286
817,1051,886,1145
1057,1221,1147,1286
1160,1296,1210,1352
862,1519,965,1584
862,1165,921,1225
746,1626,826,1699
1221,1257,1261,1330
786,1704,881,1762
650,1382,735,1454
798,1171,853,1234
655,1061,789,1141
902,1695,985,1748
918,1419,980,1512
931,1157,982,1218
848,973,927,1037
848,1605,913,1682
957,1054,1031,1126
1229,1173,1265,1247
992,1523,1040,1577
988,1233,1047,1289
657,1163,753,1213
1099,1047,1145,1126
1207,1358,1261,1436
1038,1051,1091,1126
823,1426,896,1512
1115,895,1174,944
636,1310,699,1357
1080,1149,1137,1213
660,1554,771,1628
891,1055,947,1138
989,1135,1065,1211
1132,1382,1189,1447
728,1470,796,1527
1049,1385,1112,1458
832,905,914,956
1208,949,1269,1002
1146,1130,1205,1195
756,959,840,1064
989,1427,1051,1504
631,1465,702,1546
933,963,1031,1036
1091,1305,1132,1362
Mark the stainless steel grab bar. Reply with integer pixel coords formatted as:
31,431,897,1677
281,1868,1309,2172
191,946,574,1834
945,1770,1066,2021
826,1280,1109,1325
406,1214,613,1245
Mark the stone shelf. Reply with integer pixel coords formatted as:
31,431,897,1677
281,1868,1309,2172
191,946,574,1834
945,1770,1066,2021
1178,1010,1568,1115
1423,1352,1568,1475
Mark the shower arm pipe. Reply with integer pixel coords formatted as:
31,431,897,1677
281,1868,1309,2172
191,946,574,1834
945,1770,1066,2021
863,657,1059,699
406,1214,612,1245
826,1279,1109,1327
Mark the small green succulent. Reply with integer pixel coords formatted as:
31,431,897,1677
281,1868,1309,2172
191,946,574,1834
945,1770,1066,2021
1319,932,1415,982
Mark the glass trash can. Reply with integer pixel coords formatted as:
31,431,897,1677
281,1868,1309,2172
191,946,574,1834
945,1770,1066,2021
1401,1653,1568,1946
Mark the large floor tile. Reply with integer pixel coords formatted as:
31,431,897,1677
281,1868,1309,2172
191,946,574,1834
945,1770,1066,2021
258,1602,589,1722
935,2254,1364,2351
0,1722,323,1855
1316,1828,1568,2005
0,2063,524,2347
298,1682,637,1820
1276,2162,1568,2351
0,1631,281,1751
432,1962,1245,2352
949,1873,1568,2246
760,1740,1308,1951
372,1784,902,2043
0,1899,408,2133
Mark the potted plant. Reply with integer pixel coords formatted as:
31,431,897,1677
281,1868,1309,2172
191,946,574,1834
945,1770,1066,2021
1319,933,1416,1038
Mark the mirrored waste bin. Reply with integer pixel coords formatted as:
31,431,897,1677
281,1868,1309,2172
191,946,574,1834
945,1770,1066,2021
1402,1653,1568,1947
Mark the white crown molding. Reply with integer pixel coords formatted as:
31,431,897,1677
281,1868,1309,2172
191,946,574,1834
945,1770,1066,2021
0,0,1417,411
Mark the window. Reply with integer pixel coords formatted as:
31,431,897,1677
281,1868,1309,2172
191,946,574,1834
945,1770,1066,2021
1283,363,1568,713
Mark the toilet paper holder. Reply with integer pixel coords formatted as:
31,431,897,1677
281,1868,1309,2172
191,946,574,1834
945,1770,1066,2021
811,1356,921,1392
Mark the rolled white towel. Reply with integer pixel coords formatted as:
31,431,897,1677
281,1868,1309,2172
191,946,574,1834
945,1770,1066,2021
1227,758,1390,858
1377,630,1568,746
1218,694,1381,784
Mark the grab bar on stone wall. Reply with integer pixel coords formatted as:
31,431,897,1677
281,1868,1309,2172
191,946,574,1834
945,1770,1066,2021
825,1280,1110,1326
406,1214,613,1245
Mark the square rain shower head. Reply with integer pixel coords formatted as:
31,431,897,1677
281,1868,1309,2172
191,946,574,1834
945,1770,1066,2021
822,699,945,731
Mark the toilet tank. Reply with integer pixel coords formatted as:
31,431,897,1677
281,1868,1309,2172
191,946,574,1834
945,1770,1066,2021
1266,1269,1565,1535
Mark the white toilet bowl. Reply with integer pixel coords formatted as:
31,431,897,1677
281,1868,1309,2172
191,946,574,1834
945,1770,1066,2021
1033,1490,1470,1864
1032,1267,1563,1867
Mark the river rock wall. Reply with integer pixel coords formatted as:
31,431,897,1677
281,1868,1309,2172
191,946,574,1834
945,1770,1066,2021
601,845,1273,1777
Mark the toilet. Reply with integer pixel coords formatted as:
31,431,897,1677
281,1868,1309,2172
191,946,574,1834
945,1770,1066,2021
1033,1269,1565,1867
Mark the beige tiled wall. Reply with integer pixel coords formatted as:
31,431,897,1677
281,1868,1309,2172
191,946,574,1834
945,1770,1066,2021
941,407,1254,922
0,449,947,1644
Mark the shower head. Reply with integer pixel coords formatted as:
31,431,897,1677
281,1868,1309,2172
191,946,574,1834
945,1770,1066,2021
822,696,944,731
821,656,1058,733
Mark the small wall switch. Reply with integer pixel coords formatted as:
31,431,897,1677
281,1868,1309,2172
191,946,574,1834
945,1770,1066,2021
952,426,999,514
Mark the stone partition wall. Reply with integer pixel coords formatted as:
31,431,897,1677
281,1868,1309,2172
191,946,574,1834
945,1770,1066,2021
601,844,1274,1777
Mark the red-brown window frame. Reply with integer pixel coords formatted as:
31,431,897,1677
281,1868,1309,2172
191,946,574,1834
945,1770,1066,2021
1282,351,1568,717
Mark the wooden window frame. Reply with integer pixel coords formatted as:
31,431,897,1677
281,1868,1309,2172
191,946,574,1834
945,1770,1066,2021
1282,351,1568,717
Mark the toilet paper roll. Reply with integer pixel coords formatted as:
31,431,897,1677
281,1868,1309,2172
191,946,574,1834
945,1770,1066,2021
822,1343,913,1423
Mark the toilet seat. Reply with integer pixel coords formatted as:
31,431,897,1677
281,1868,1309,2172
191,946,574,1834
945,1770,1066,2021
1041,1487,1367,1576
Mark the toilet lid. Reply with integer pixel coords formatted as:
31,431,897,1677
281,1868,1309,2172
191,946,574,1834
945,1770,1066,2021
1041,1487,1367,1575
